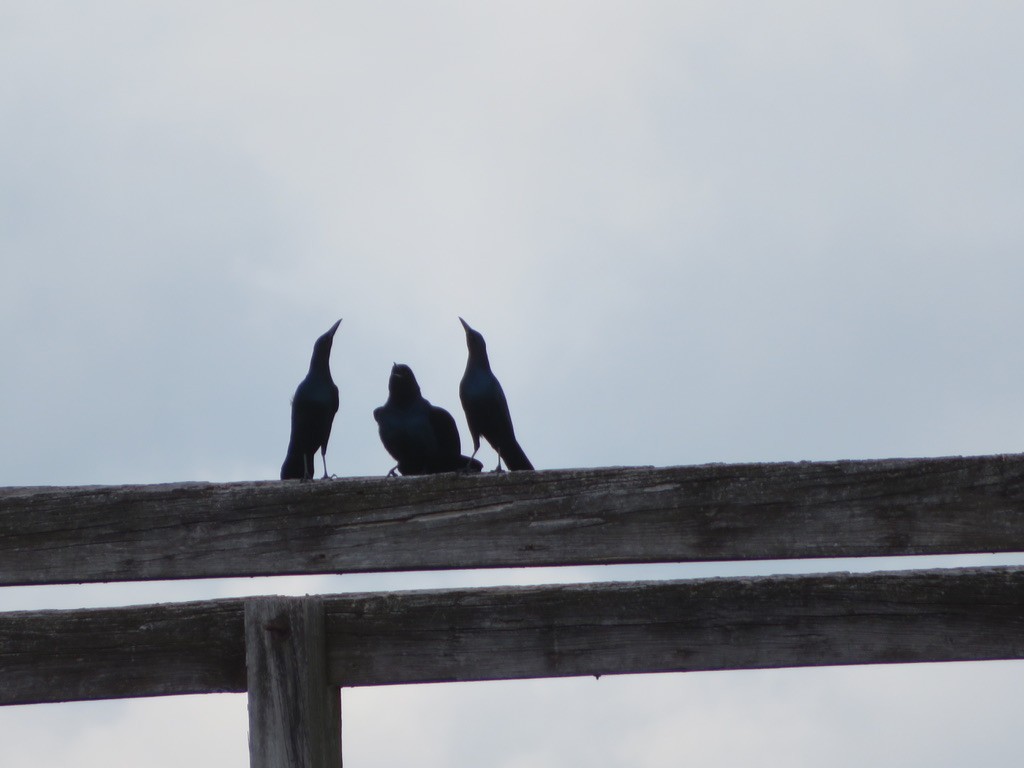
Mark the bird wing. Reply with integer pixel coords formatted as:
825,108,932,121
428,404,463,468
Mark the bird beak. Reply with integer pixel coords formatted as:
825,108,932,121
328,319,342,336
459,317,471,333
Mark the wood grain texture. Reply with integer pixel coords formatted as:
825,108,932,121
3,454,1024,585
0,598,246,705
3,566,1024,705
324,566,1024,686
246,597,342,768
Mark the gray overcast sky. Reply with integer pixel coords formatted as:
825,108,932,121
3,2,1024,766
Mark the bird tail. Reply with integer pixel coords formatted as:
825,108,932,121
280,445,309,480
460,455,484,473
499,440,533,471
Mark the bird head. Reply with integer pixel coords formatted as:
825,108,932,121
388,363,421,402
459,317,488,359
310,319,342,366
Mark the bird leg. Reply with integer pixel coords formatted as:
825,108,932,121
386,464,399,477
321,449,330,480
460,446,480,473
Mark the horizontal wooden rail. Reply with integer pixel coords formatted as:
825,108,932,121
0,599,246,704
2,455,1024,586
3,566,1024,706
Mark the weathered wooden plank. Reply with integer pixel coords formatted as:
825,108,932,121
324,566,1024,685
0,598,246,705
2,567,1024,706
2,455,1024,585
246,597,342,768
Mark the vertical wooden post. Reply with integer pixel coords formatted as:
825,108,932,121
245,596,342,768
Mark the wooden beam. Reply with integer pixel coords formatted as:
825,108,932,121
3,566,1024,706
246,597,342,768
3,455,1024,585
325,566,1024,686
0,598,246,705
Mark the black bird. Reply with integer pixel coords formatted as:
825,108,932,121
374,363,483,476
280,319,342,480
458,317,533,471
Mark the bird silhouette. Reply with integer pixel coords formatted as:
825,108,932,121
374,363,483,476
458,317,533,471
280,319,341,480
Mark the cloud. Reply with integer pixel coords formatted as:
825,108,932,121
3,2,1024,766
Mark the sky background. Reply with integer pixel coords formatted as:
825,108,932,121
3,1,1024,766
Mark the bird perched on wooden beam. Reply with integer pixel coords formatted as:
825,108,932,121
280,319,341,480
374,363,483,476
458,318,533,471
